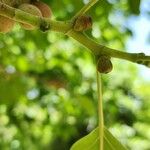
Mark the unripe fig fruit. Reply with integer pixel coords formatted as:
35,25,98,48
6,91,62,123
73,15,92,31
97,56,113,74
32,1,52,18
0,16,15,33
19,3,42,30
21,0,31,3
0,0,31,7
0,0,16,6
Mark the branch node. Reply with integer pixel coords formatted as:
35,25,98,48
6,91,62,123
39,19,50,32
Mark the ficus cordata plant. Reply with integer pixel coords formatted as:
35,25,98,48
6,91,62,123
0,0,150,150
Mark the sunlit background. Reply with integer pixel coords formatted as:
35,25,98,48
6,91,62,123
0,0,150,150
126,0,150,79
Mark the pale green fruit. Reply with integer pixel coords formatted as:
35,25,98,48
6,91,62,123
32,1,52,18
0,0,16,6
0,15,15,33
19,3,42,30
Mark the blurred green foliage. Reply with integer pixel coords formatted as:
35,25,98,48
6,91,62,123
0,0,150,150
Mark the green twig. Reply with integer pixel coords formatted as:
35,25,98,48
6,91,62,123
96,69,104,150
72,0,99,21
67,31,150,67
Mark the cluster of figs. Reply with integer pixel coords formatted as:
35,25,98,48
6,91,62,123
0,0,52,33
0,0,113,74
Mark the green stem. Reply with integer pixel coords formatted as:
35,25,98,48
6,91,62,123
68,31,150,66
67,31,103,55
96,69,104,150
72,0,99,20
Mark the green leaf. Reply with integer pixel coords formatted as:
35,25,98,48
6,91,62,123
70,127,128,150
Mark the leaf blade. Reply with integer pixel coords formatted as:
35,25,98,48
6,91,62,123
70,127,128,150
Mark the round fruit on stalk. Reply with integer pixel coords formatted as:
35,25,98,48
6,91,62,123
18,3,42,30
17,0,31,6
0,16,15,33
73,15,92,31
32,1,52,18
0,0,16,6
97,56,113,74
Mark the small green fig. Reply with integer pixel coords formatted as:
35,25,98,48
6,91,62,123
32,1,52,18
18,3,42,30
97,56,113,74
0,16,15,33
73,15,92,31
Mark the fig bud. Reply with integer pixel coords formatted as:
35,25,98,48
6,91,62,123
32,1,52,18
73,15,92,31
97,56,113,74
0,16,15,33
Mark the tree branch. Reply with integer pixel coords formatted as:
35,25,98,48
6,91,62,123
0,2,150,68
0,2,72,33
67,31,150,67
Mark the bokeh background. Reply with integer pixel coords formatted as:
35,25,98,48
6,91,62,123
0,0,150,150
